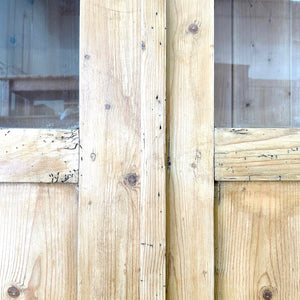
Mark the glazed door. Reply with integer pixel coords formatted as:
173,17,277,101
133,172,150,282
215,0,300,298
0,0,79,299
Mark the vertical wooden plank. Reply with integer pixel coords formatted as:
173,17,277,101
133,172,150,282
167,0,214,298
79,1,141,299
233,0,290,127
141,0,166,299
215,182,300,299
215,0,232,127
0,184,77,299
0,80,9,116
79,0,166,299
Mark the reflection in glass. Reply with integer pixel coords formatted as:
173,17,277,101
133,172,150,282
215,0,300,128
0,0,79,128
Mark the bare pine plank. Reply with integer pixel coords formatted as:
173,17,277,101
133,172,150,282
140,0,166,298
215,182,300,299
79,1,166,299
0,129,78,183
167,0,214,298
0,184,77,299
215,128,300,181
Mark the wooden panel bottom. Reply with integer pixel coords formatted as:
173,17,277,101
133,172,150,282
0,184,77,299
215,182,300,299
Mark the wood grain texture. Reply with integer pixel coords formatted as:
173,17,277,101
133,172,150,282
215,128,300,181
0,129,79,183
141,0,166,298
79,0,166,299
215,182,300,299
166,0,214,298
0,183,77,299
0,129,78,183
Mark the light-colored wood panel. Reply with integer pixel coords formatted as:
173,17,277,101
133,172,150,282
215,128,300,181
79,1,141,297
79,1,166,299
140,0,166,298
0,183,77,299
215,182,300,299
0,129,78,183
167,0,214,298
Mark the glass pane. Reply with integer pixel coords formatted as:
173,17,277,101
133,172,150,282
0,0,79,128
215,0,300,128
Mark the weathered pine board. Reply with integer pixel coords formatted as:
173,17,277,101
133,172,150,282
167,0,214,298
0,184,77,299
0,129,78,183
215,128,300,181
215,182,300,299
140,0,166,298
79,1,166,299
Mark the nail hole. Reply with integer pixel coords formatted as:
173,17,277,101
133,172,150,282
90,153,96,161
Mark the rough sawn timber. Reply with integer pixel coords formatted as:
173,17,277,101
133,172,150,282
167,0,214,298
215,128,300,181
79,0,166,299
0,129,78,183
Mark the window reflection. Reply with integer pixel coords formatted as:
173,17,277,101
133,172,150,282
0,0,79,128
215,0,300,128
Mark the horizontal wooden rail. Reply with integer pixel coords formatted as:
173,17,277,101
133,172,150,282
215,128,300,181
0,128,78,183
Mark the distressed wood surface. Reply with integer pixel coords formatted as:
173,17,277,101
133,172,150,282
140,0,166,298
0,129,78,183
167,0,214,299
0,184,77,299
79,0,166,299
215,182,300,299
215,128,300,181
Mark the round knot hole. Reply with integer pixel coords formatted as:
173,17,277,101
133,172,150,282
188,23,199,34
126,173,138,186
7,286,20,298
263,289,273,300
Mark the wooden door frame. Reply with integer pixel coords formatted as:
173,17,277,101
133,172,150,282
0,0,215,298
